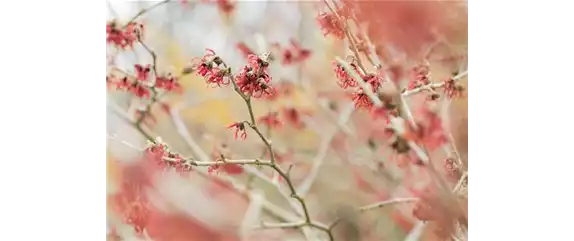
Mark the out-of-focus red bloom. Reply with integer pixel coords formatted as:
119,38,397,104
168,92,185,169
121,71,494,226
273,39,312,65
145,211,239,241
106,21,143,49
110,160,240,241
407,64,430,90
391,210,414,232
352,1,467,61
263,81,294,101
350,167,376,192
155,74,182,93
109,179,151,235
418,107,448,150
411,184,466,240
135,64,151,81
257,112,282,129
236,42,255,60
128,82,151,99
135,110,157,127
443,77,465,99
316,11,345,39
200,0,235,13
208,163,244,175
281,107,308,129
159,102,171,114
228,122,247,140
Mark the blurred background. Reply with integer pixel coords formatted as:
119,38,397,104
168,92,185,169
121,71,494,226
106,1,468,241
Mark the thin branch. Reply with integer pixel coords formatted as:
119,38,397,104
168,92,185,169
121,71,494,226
453,172,468,194
124,0,172,27
297,102,354,197
255,221,306,230
328,197,419,230
358,198,419,212
220,57,334,240
334,56,383,107
163,157,272,167
401,70,468,97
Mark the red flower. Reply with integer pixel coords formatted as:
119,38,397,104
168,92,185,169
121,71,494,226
208,163,244,175
316,12,345,39
235,64,275,98
333,61,358,89
281,108,307,129
407,64,430,90
135,64,152,81
156,74,182,93
228,122,247,140
257,112,282,129
106,21,143,49
193,49,230,87
109,181,151,235
128,82,151,99
275,39,312,65
405,107,447,150
352,1,467,61
443,77,465,99
352,91,373,110
236,42,255,60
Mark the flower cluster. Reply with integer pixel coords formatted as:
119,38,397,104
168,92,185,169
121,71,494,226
316,11,345,39
443,77,465,99
106,21,144,49
107,64,182,98
271,39,312,65
407,64,431,90
144,143,192,173
333,61,359,89
193,49,231,87
235,54,275,98
350,73,384,110
257,112,283,129
110,181,151,235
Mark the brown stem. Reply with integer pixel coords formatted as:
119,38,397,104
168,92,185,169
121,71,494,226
220,57,334,240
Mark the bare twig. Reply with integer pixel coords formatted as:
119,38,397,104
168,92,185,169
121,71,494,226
401,70,468,97
219,58,335,240
328,198,419,230
123,0,172,27
298,103,355,197
453,172,468,194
